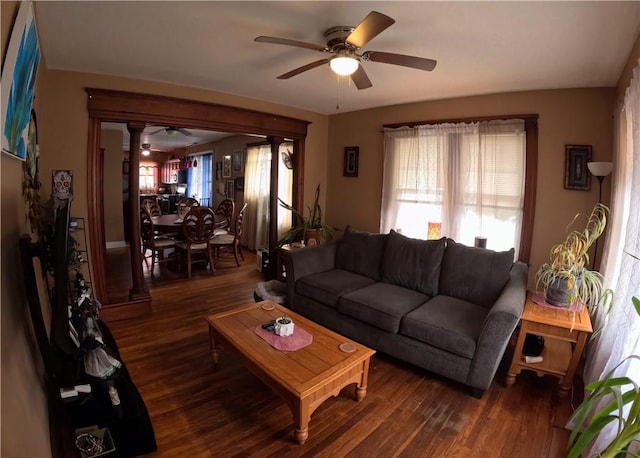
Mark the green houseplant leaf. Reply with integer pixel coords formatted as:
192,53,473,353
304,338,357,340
567,298,640,458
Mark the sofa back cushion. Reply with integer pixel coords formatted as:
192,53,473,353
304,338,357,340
381,231,446,296
439,239,514,308
335,226,387,280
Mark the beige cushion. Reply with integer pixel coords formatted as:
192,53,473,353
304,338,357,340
213,228,229,236
176,241,208,250
211,234,234,245
154,237,176,248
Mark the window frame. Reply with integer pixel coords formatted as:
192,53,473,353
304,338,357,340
383,114,538,263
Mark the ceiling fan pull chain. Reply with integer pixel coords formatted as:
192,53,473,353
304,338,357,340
336,74,340,111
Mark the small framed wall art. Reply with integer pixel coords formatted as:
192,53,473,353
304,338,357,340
232,150,244,173
223,155,232,178
225,179,235,200
343,146,359,177
215,161,222,180
564,144,592,191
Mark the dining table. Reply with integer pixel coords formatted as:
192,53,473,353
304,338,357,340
152,213,227,234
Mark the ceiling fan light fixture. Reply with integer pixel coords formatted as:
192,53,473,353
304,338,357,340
330,55,359,76
166,128,178,136
141,143,151,156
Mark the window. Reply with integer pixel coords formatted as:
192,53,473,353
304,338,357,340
139,163,157,194
381,119,532,258
186,153,212,205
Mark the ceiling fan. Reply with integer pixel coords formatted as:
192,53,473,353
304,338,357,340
255,11,437,89
149,126,193,137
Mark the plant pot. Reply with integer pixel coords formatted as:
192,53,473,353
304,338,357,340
274,316,294,336
545,276,578,307
304,228,323,246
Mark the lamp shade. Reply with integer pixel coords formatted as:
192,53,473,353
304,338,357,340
330,56,359,76
587,161,613,177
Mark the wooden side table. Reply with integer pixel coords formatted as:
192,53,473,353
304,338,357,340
506,292,593,396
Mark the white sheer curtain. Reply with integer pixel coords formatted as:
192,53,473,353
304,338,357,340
242,143,293,251
243,144,270,251
277,142,293,239
381,119,525,254
580,61,640,455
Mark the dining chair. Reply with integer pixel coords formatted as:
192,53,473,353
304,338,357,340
177,197,199,207
141,198,162,217
213,198,235,236
175,206,216,278
140,208,176,274
211,202,247,267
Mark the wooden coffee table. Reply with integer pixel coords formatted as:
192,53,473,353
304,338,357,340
204,301,375,444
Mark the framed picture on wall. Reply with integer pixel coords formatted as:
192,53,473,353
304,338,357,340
223,155,231,178
225,179,235,200
232,150,244,173
215,161,222,180
343,146,359,177
564,144,592,190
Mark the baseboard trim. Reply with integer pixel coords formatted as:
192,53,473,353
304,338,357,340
106,241,127,249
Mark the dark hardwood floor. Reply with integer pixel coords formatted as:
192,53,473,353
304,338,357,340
105,250,574,457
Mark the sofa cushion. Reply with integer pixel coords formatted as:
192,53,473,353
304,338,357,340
381,231,446,296
438,239,514,308
296,269,375,308
335,226,387,281
338,283,430,333
400,295,489,359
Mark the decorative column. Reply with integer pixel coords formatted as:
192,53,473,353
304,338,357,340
127,121,149,299
266,136,285,280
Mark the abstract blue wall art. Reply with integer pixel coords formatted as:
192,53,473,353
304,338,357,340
1,1,41,161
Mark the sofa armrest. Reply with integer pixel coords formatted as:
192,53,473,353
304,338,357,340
467,261,527,390
284,241,337,309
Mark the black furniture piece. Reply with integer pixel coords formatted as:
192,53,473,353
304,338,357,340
19,198,156,457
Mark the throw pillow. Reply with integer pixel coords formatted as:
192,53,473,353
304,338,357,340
335,226,387,280
381,230,446,296
439,239,514,308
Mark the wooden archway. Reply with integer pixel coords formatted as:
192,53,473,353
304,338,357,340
86,89,310,319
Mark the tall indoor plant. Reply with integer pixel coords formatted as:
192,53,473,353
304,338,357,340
278,184,336,246
536,203,609,309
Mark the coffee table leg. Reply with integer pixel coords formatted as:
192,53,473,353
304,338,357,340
209,326,221,367
292,398,310,444
355,358,370,401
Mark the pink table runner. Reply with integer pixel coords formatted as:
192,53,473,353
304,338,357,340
254,325,313,351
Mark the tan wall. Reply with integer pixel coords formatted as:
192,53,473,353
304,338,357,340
101,129,124,243
326,88,616,288
1,1,52,456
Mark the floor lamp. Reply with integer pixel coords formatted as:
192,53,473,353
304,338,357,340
587,161,614,268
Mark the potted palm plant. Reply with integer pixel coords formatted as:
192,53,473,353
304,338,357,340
567,296,640,458
278,184,337,246
536,203,609,309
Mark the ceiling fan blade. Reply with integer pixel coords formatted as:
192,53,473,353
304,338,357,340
277,59,329,79
363,51,437,71
346,11,395,49
149,127,166,135
351,65,372,90
177,127,192,136
255,36,327,52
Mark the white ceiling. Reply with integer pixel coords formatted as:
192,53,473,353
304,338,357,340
101,122,236,152
35,1,640,115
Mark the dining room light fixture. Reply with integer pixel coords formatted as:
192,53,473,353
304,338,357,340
141,143,151,157
330,53,359,76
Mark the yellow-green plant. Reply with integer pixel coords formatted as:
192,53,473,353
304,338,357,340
536,203,609,309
